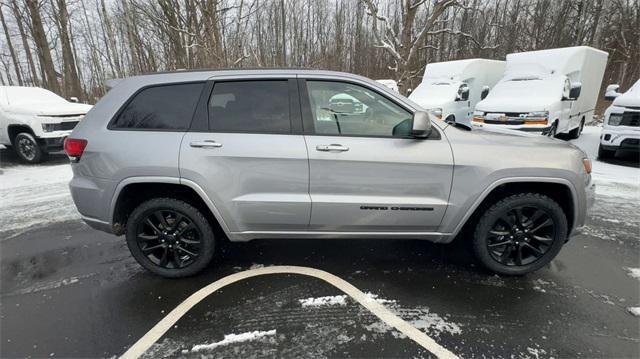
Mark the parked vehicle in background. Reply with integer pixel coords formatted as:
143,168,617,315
0,86,92,163
67,69,594,278
473,46,608,139
408,59,505,128
598,80,640,159
376,79,399,93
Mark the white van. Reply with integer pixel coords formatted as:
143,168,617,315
0,86,92,163
473,46,608,139
408,59,505,128
376,79,399,93
598,79,640,158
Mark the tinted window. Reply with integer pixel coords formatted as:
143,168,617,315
208,81,290,133
112,83,204,130
306,81,412,137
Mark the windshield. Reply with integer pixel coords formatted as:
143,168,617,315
4,87,68,106
408,80,459,106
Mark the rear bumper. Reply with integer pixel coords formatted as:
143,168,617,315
81,215,113,234
69,174,117,234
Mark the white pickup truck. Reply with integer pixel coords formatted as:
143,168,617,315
598,80,640,159
0,86,92,163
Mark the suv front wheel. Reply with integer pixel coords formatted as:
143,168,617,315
126,198,215,278
471,193,567,275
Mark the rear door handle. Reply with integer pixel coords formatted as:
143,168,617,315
316,144,349,152
190,140,223,149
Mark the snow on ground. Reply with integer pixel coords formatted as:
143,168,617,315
0,164,79,239
299,295,347,307
627,307,640,317
190,330,277,352
624,267,640,280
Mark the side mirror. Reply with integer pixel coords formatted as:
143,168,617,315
456,84,469,101
69,97,79,103
604,84,620,101
411,111,432,138
481,86,490,100
569,82,581,100
563,82,581,101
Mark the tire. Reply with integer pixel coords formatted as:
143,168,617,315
14,132,46,164
471,193,568,276
545,121,558,138
445,115,455,125
597,144,615,160
567,118,585,139
126,198,215,278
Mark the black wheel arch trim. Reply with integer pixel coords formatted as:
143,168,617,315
110,176,233,238
450,177,579,239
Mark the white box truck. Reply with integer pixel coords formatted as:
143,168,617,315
472,46,608,139
598,79,640,158
408,59,505,128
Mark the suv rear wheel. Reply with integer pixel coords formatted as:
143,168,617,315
471,193,567,275
14,132,46,164
126,198,215,278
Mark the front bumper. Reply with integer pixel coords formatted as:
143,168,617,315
573,177,596,238
472,122,551,133
600,127,640,152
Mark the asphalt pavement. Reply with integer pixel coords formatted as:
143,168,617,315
1,145,639,358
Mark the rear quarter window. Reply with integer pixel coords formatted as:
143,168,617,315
111,82,204,130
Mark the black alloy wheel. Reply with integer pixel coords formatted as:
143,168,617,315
126,198,215,278
136,209,202,269
472,193,567,275
485,206,555,266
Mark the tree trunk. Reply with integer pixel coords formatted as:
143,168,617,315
25,0,60,93
0,5,23,85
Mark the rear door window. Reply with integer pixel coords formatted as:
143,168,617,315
208,81,291,133
111,82,204,130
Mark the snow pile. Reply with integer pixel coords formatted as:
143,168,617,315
626,307,640,317
299,295,347,307
364,308,462,339
0,164,80,238
298,292,397,307
190,330,276,352
624,267,640,280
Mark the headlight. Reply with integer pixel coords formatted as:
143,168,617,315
42,123,56,132
526,111,549,118
608,113,623,126
428,108,443,119
472,110,485,123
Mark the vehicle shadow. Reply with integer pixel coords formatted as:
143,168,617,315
0,149,69,168
209,235,482,278
599,150,640,168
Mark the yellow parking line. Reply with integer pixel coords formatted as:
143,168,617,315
120,265,458,359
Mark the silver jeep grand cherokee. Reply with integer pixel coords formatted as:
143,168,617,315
65,69,595,278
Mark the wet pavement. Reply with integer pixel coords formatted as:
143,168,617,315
1,146,639,358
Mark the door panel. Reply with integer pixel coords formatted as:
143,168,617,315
305,135,453,231
300,79,454,232
180,78,310,233
180,133,310,232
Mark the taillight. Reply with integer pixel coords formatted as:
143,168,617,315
64,138,87,162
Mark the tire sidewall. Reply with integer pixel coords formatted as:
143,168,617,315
472,194,568,276
126,198,215,278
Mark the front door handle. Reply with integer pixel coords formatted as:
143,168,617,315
316,144,349,152
190,140,223,149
